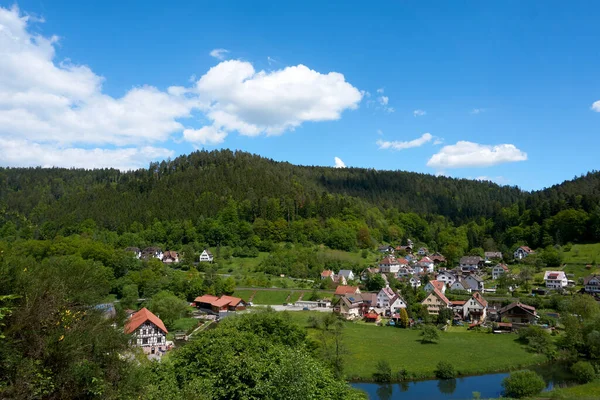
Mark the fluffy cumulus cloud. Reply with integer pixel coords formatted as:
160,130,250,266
592,100,600,112
0,6,362,168
194,60,362,136
377,133,433,150
209,48,230,60
427,141,527,169
334,157,346,168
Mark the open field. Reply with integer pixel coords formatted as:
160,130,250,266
234,289,334,304
562,243,600,265
284,311,547,380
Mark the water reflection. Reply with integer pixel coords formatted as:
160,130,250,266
437,378,457,395
376,384,393,400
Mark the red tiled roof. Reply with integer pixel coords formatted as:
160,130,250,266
212,295,243,308
321,270,334,277
430,280,445,291
194,294,219,304
335,286,359,295
433,288,451,305
472,292,488,308
125,307,168,335
365,312,379,319
451,300,466,305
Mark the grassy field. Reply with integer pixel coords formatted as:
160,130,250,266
562,243,600,265
285,311,547,380
542,380,600,399
234,289,334,304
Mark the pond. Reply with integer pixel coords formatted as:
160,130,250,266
352,364,577,400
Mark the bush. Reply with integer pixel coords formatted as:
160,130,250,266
434,361,456,379
372,360,392,383
502,370,545,398
420,325,440,344
571,361,596,383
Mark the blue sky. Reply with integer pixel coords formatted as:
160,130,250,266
1,1,599,190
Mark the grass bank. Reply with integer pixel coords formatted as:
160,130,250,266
538,379,600,399
286,311,547,381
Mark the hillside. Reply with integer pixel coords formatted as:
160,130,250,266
0,150,599,258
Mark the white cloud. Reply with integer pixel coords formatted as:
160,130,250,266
591,100,600,112
376,88,384,94
433,138,443,145
0,6,362,167
183,126,227,145
209,48,230,60
413,109,426,117
379,96,389,105
427,141,527,169
471,108,485,114
334,157,346,168
377,133,433,150
194,60,362,136
0,138,173,170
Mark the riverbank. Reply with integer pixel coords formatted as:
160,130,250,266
540,379,600,399
285,311,547,381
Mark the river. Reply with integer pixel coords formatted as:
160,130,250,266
352,364,577,400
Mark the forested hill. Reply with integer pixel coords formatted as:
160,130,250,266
1,149,600,253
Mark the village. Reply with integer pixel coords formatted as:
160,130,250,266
120,240,600,360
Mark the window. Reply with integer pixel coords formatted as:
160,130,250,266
142,338,148,344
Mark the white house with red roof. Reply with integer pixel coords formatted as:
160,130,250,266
418,256,435,273
514,246,534,260
334,285,361,297
424,280,446,294
321,269,335,281
492,264,510,280
125,308,168,355
462,292,488,322
379,256,400,273
543,271,568,289
376,287,396,308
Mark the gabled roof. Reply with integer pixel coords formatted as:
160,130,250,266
125,307,168,335
498,302,537,316
163,250,178,259
584,275,600,285
359,292,377,304
321,270,334,277
398,258,409,265
212,295,244,308
194,294,220,304
485,252,503,258
460,256,483,264
427,288,450,306
379,256,399,265
471,292,488,308
494,264,509,272
452,277,469,289
201,249,213,256
379,287,396,299
335,286,359,295
338,269,354,278
430,253,447,262
518,246,534,253
389,295,405,305
428,280,445,291
420,256,433,263
451,300,466,306
467,274,483,282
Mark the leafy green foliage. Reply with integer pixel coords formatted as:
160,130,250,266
420,325,440,344
147,291,189,328
372,360,393,383
502,370,546,398
434,361,456,379
571,361,596,383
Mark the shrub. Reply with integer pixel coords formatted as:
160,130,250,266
502,370,545,398
434,361,456,379
372,360,392,383
571,361,596,383
420,325,440,344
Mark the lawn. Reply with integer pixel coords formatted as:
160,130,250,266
542,379,600,399
234,289,291,305
285,312,547,381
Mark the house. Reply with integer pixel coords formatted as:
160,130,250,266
162,250,179,263
124,308,168,355
465,275,485,292
543,271,568,289
361,267,380,281
492,264,510,280
395,244,413,254
199,249,214,262
421,289,451,315
498,302,538,325
450,277,472,293
424,280,446,294
334,286,361,297
485,252,503,262
430,253,447,265
584,275,600,293
141,247,163,261
332,275,347,286
409,276,421,288
338,269,355,282
378,245,395,254
436,271,456,286
124,247,142,259
450,301,467,318
376,287,396,308
388,295,407,313
396,266,414,278
364,312,380,323
333,295,363,319
460,256,483,271
321,270,335,281
418,247,429,256
378,256,400,274
193,295,246,313
514,246,534,260
418,256,435,273
463,292,488,322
